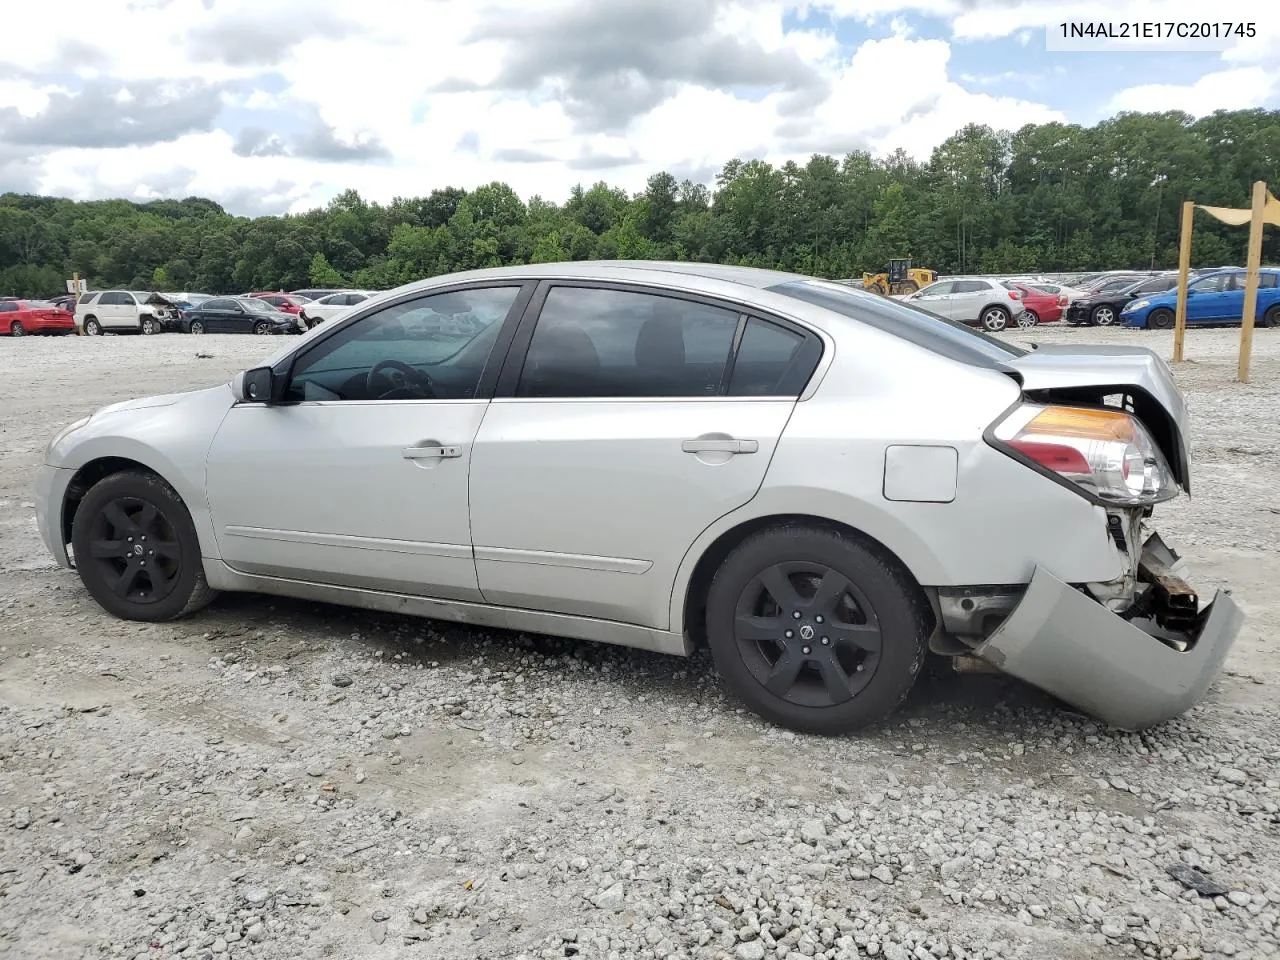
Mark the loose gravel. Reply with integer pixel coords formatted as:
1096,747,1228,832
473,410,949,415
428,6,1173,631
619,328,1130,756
1,324,1278,960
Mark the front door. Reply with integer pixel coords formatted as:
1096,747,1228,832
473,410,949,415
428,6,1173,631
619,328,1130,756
910,281,956,318
468,283,822,629
204,284,529,599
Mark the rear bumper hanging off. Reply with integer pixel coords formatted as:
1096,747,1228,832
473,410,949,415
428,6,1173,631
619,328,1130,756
970,536,1243,730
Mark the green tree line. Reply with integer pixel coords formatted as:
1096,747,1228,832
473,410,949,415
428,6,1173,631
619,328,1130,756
3,109,1280,297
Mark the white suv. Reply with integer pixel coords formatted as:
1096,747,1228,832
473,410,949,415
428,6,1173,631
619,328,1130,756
903,278,1026,331
75,291,176,336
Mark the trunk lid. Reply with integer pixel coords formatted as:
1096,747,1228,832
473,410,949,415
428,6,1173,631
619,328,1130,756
1003,343,1192,493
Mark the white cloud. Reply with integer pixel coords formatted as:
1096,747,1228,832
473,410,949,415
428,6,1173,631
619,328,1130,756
1107,66,1278,115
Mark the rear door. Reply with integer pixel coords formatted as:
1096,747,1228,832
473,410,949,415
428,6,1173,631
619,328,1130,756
467,282,823,629
946,280,990,322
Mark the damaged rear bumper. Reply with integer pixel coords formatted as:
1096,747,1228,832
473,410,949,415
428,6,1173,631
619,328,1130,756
969,541,1243,731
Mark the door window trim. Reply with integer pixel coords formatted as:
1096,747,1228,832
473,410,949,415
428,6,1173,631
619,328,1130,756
268,280,537,405
491,279,825,402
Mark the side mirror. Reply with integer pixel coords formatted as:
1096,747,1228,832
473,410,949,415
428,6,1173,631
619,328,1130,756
1185,288,1197,296
233,366,279,403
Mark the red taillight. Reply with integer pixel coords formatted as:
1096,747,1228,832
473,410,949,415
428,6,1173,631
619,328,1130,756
1008,438,1093,476
1008,290,1020,300
1057,295,1067,306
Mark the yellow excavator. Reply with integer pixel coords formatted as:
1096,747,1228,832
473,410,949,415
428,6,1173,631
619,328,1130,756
862,258,936,296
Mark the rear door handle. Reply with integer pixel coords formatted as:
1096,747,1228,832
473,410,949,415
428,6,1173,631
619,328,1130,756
402,444,463,459
681,438,758,455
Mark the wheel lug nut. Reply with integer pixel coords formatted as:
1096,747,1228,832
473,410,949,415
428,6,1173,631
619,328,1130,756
802,645,811,655
784,630,794,639
815,615,824,624
792,611,801,619
821,637,830,645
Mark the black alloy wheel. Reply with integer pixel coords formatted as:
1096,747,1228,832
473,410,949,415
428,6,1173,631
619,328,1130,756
706,524,929,735
71,471,217,621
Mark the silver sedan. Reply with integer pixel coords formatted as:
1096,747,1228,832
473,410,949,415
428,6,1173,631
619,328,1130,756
34,261,1242,735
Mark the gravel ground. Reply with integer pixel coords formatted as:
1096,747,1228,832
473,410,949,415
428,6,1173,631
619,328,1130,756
1,324,1278,960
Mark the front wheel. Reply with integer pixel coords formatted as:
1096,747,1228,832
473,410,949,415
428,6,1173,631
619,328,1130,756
1259,305,1279,329
705,524,929,735
70,470,217,621
1147,308,1175,330
1091,304,1117,326
1017,309,1038,329
84,317,102,336
9,320,25,336
253,321,272,335
980,306,1009,332
188,320,205,334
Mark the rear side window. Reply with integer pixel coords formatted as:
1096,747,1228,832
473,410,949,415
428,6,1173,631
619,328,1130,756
517,287,740,399
0,302,15,312
727,318,819,397
953,280,989,293
100,292,131,306
205,298,235,311
1258,273,1278,289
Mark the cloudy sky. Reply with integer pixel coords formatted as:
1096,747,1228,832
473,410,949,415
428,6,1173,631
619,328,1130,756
1,0,1277,216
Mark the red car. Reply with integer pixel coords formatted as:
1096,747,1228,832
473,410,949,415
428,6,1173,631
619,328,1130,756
1010,283,1067,326
249,293,306,315
0,299,76,336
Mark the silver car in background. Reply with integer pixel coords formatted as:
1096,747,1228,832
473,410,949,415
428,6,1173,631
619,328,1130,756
903,277,1027,331
34,261,1241,735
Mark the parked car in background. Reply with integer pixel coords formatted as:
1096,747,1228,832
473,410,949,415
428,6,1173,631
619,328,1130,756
289,288,347,301
1007,283,1066,326
157,292,214,331
1067,274,1179,326
250,293,307,316
1122,268,1280,329
181,296,302,335
75,291,178,336
298,290,377,328
0,299,76,336
35,260,1240,736
901,277,1026,331
1023,281,1088,304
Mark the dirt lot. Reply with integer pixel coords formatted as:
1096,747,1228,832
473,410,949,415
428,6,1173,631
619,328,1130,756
1,325,1278,960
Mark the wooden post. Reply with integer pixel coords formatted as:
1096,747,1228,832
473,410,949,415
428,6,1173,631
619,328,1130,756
72,272,82,335
1172,201,1194,363
1238,180,1266,383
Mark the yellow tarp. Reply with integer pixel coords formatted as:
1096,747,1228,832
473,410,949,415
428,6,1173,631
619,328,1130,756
1198,193,1280,227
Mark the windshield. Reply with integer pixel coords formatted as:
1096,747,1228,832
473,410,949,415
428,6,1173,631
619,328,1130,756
241,298,279,314
766,278,1028,369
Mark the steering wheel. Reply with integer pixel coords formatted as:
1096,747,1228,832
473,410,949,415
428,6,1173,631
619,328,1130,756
366,359,435,399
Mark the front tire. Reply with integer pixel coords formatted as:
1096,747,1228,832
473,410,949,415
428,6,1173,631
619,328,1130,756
71,470,217,622
1091,304,1117,326
9,320,24,336
189,320,205,334
84,317,102,336
1260,305,1279,329
980,306,1009,332
1147,308,1174,330
253,321,271,335
705,524,929,735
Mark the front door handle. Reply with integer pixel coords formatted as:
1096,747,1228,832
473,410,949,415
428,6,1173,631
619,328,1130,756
681,438,758,455
402,444,463,459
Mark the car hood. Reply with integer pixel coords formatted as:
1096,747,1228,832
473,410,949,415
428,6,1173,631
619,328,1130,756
93,383,230,419
1003,343,1192,493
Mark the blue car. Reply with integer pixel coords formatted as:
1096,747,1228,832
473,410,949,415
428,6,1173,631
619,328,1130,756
1121,268,1280,329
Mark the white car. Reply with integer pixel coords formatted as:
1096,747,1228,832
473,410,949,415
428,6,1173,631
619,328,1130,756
75,291,178,336
297,290,377,329
34,261,1241,735
903,278,1027,331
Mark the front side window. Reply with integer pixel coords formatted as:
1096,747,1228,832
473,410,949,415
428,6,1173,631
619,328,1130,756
285,286,520,402
917,281,955,297
1191,273,1235,294
516,287,740,399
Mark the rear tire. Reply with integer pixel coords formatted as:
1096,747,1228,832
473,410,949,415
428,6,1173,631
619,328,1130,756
1147,308,1175,330
980,306,1009,332
705,523,929,735
9,320,24,336
1091,304,1117,326
84,317,101,336
71,470,217,622
140,317,159,335
1017,309,1038,329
